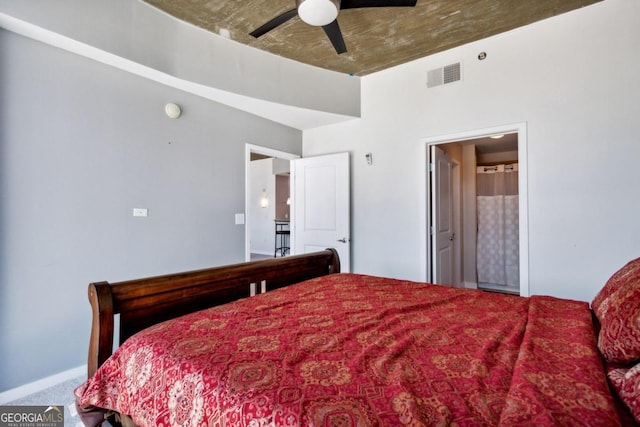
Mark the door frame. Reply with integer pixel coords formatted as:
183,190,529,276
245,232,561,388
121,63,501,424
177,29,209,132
422,122,529,297
245,144,300,262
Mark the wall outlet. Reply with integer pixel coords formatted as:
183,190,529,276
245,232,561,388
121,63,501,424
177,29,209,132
133,208,148,217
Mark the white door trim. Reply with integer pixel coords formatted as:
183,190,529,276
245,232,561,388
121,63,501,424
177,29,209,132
245,144,300,262
421,122,529,297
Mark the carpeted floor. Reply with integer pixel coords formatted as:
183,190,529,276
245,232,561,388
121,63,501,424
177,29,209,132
250,252,273,261
5,374,87,427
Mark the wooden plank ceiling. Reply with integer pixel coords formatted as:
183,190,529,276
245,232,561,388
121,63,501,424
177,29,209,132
142,0,602,76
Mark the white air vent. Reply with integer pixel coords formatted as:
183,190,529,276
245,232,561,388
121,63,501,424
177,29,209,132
427,62,462,88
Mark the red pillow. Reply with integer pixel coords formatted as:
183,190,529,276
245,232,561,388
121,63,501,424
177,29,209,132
608,363,640,423
592,257,640,363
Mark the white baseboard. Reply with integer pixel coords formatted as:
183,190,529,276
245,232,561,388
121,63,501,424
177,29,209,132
0,364,86,404
464,281,478,290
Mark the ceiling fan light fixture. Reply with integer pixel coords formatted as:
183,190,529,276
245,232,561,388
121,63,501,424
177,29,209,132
296,0,340,26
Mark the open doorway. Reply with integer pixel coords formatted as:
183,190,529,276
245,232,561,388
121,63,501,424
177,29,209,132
245,146,351,270
424,123,529,297
245,144,299,262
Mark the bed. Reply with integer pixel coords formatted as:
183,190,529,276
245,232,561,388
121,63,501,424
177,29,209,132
75,249,640,426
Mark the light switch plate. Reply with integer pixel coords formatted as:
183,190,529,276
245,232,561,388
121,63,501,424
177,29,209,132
133,208,148,217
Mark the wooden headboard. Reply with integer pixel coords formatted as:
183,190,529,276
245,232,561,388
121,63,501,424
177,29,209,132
87,249,340,377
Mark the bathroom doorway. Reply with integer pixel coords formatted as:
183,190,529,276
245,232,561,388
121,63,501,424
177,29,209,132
425,123,529,296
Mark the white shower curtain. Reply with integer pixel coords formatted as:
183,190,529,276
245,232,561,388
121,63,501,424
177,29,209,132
476,164,519,287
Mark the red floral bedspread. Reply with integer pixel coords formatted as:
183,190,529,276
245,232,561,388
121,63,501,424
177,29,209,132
75,273,622,426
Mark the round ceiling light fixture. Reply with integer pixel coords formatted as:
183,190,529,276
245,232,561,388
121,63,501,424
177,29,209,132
296,0,341,26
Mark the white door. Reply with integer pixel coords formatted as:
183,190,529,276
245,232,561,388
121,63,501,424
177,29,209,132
291,152,350,272
431,145,454,285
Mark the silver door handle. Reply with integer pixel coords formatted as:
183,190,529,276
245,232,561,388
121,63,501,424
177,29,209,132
337,238,349,243
449,233,455,241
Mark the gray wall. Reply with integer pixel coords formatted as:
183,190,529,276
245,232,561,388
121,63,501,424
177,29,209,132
0,29,301,391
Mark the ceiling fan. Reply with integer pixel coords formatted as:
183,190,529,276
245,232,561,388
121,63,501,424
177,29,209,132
250,0,418,54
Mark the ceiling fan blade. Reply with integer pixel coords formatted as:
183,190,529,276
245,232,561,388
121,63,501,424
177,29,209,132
340,0,417,9
322,20,347,54
250,8,298,38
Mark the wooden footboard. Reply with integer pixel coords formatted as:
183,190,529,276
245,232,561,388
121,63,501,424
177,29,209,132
87,249,340,377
